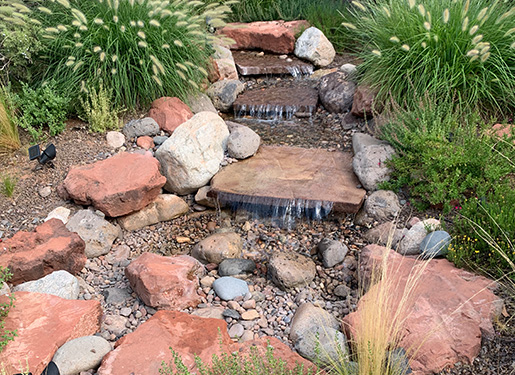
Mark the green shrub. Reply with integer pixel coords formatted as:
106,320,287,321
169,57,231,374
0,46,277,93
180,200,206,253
378,100,515,212
22,0,233,109
0,173,17,198
0,2,43,86
12,81,70,142
80,82,120,133
341,0,515,114
449,184,515,280
0,266,16,353
0,86,20,153
160,344,320,375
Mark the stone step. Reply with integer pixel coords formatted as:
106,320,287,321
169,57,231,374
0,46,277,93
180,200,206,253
234,83,318,120
233,52,313,77
210,146,366,215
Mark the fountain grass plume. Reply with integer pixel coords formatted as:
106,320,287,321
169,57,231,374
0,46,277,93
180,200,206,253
341,0,515,115
11,0,234,109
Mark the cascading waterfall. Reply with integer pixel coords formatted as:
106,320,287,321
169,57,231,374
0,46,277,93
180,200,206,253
234,104,316,121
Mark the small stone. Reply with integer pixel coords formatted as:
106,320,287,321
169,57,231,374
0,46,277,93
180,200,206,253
241,310,260,320
218,258,256,276
334,285,350,298
106,131,125,149
242,299,256,310
420,231,452,258
105,288,131,305
45,207,71,224
317,238,348,268
228,323,244,338
212,277,249,301
241,330,255,342
39,186,52,198
223,309,241,320
136,136,155,150
200,276,215,288
120,307,132,317
176,236,191,244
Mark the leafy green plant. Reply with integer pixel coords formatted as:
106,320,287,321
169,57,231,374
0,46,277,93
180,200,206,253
19,0,233,109
80,82,120,133
342,0,515,114
0,86,20,153
160,344,320,375
0,266,16,353
378,100,515,211
12,81,70,142
0,174,17,198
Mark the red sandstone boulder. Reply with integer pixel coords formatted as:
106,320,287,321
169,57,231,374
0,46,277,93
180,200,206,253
125,253,205,310
0,219,86,285
343,245,502,375
0,291,102,375
136,135,155,150
59,152,166,217
97,310,315,374
219,20,310,54
490,123,515,144
351,84,381,118
148,97,193,134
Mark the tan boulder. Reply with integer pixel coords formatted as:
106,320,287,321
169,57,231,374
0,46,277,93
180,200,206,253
0,291,102,375
191,232,243,264
118,194,189,231
268,251,316,290
125,253,205,310
148,97,193,134
343,245,503,375
0,219,86,285
58,152,166,217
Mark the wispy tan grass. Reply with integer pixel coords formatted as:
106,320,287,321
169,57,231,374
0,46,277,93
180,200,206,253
0,89,20,154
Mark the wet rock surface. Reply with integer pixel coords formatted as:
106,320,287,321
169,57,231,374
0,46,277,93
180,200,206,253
234,52,314,76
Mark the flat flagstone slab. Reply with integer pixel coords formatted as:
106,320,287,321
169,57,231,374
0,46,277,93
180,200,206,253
233,52,314,76
234,83,318,119
210,146,365,213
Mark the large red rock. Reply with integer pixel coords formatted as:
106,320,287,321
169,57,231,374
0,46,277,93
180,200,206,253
343,245,502,375
0,219,86,285
97,310,315,374
125,253,205,310
0,291,102,375
219,20,310,54
148,97,193,134
58,152,166,217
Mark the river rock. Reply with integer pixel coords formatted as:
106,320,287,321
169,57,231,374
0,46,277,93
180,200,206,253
149,97,193,134
268,252,316,290
317,238,348,268
0,292,102,375
363,221,406,248
207,80,245,112
106,131,125,149
155,111,229,195
13,270,79,300
397,218,441,256
352,133,390,155
294,326,348,367
0,219,86,285
226,121,261,159
125,253,204,310
212,277,249,301
192,232,243,264
218,258,256,276
289,302,340,343
118,194,189,231
319,72,356,113
187,93,217,114
122,117,160,139
66,209,121,258
294,27,335,67
136,135,154,150
364,190,401,222
59,152,166,217
351,84,380,118
420,230,452,259
52,336,112,375
352,144,396,191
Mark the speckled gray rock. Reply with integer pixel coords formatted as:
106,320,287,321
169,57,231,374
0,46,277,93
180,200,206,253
317,239,348,268
294,326,348,366
294,27,335,67
218,258,256,276
105,287,131,305
364,190,401,222
398,219,441,256
319,72,356,113
352,144,396,191
66,209,122,258
52,336,112,375
13,270,80,299
226,122,261,159
268,252,316,290
187,93,217,114
122,117,160,139
352,133,390,155
289,302,340,343
153,136,169,146
212,277,249,301
363,221,406,248
420,231,452,259
206,80,245,112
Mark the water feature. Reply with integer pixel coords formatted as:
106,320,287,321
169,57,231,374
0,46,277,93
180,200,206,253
234,104,315,121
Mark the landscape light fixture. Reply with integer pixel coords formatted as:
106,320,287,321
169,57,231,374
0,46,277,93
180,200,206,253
28,144,56,166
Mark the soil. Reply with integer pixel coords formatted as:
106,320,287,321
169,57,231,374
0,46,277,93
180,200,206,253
1,69,514,374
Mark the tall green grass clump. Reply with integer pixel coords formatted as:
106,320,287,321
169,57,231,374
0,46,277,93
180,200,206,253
342,0,515,114
19,0,234,108
0,87,20,153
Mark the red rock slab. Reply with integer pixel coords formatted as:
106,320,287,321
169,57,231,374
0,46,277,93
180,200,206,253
489,123,515,144
210,146,366,213
0,219,86,285
219,20,310,54
97,311,316,374
343,245,502,375
148,97,193,134
125,253,204,310
0,291,102,375
233,52,313,76
58,152,166,217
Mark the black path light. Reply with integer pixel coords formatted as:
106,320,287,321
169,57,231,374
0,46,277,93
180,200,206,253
28,144,56,167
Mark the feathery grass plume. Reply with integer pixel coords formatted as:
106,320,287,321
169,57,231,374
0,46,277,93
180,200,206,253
401,44,410,51
340,0,515,115
30,0,232,108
